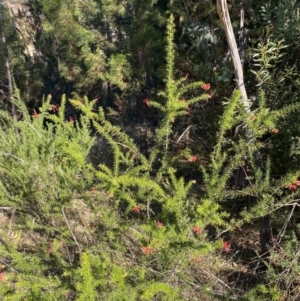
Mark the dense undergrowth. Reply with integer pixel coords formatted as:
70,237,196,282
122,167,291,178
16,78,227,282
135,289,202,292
1,15,300,301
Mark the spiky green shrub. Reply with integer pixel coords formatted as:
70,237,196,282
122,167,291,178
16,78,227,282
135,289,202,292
201,87,300,299
0,14,227,301
0,92,94,213
66,14,229,300
0,91,96,299
3,12,300,301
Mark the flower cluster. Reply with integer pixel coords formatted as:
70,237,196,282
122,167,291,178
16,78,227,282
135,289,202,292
90,187,98,193
49,104,59,112
192,226,202,235
143,98,150,106
141,246,154,254
202,83,211,91
32,110,39,118
222,241,231,252
156,221,164,228
188,155,197,162
286,180,300,190
132,205,141,213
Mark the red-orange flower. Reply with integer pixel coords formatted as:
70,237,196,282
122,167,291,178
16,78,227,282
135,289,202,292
287,184,297,190
0,272,5,282
90,187,98,193
69,117,75,123
272,128,279,134
50,104,59,112
192,226,202,235
132,205,141,213
141,246,154,254
88,223,95,230
143,98,150,106
188,155,197,162
202,83,211,91
222,241,231,252
156,221,164,228
32,110,39,118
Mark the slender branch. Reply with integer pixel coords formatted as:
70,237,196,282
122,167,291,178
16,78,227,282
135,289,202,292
0,3,16,121
0,152,26,162
276,203,296,246
176,125,192,144
61,207,82,253
181,0,191,23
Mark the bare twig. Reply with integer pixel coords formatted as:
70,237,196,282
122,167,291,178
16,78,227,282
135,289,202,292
26,122,42,138
0,206,14,210
0,257,18,272
0,152,26,163
176,125,192,144
181,0,191,23
276,202,296,246
61,207,81,253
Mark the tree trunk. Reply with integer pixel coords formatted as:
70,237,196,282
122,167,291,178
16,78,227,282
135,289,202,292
217,0,268,255
216,0,249,112
0,4,16,122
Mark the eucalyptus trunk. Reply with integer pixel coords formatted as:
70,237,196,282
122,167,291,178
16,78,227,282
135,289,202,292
0,3,16,121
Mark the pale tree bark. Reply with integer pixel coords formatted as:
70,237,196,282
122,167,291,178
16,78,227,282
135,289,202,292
0,2,16,122
216,0,249,113
216,0,269,256
239,2,245,69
